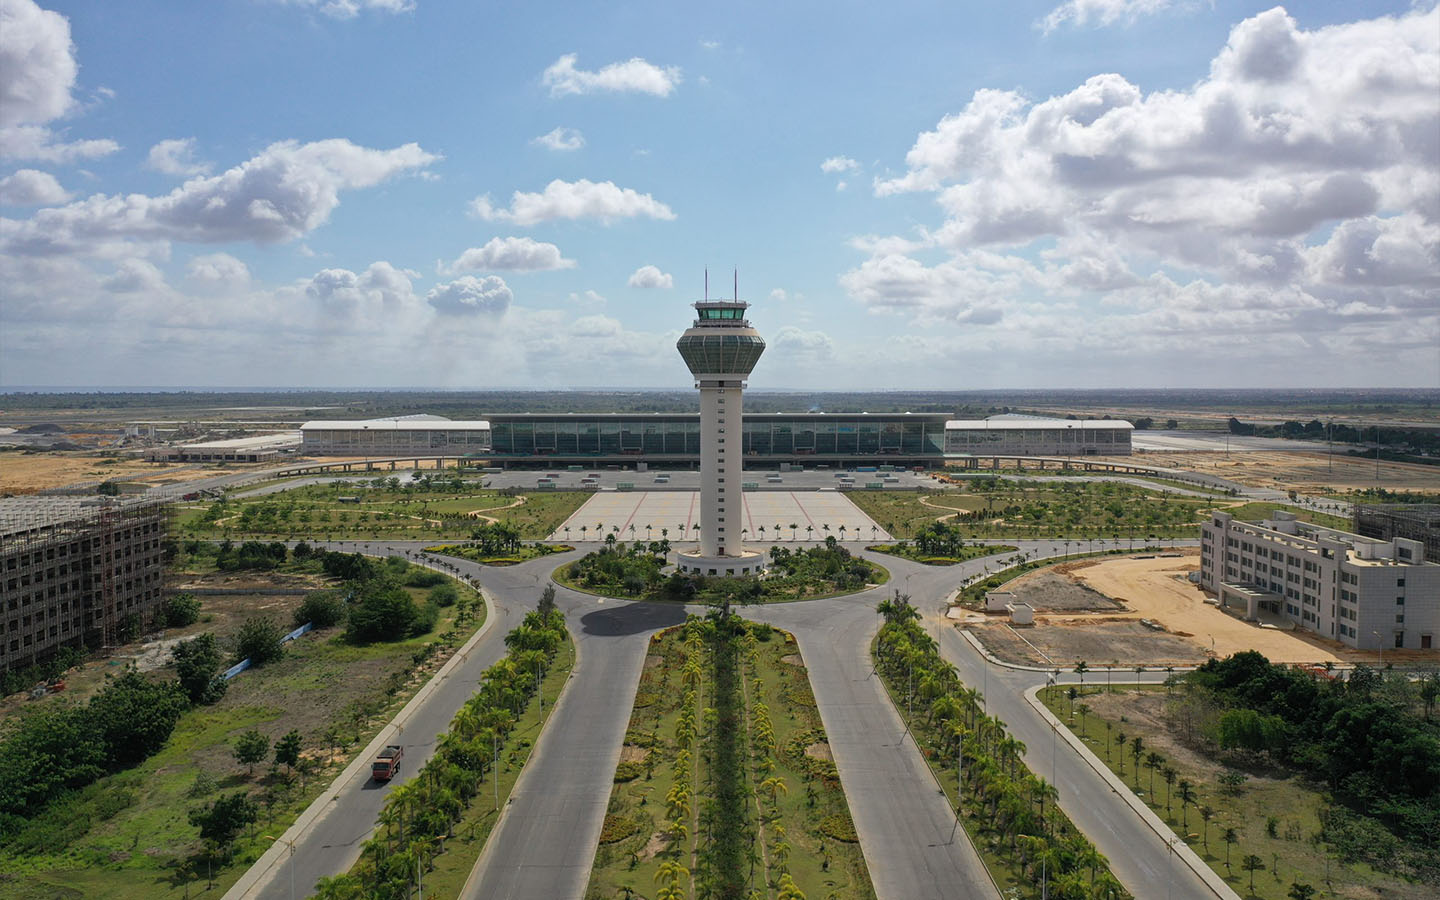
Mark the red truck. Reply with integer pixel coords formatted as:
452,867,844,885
372,745,403,781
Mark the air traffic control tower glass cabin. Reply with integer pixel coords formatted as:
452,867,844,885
676,299,766,577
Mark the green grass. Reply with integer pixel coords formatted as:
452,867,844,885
585,624,874,900
1219,502,1351,531
423,542,573,566
849,484,1215,541
865,543,1018,565
175,483,588,542
553,558,889,605
0,576,487,899
1039,686,1432,900
403,629,575,898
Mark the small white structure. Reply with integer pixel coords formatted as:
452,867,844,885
1007,600,1035,626
985,590,1017,613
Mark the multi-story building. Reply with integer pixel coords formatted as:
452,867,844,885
1199,510,1439,651
0,498,168,673
1353,504,1440,567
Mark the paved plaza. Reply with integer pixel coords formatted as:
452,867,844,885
549,490,891,542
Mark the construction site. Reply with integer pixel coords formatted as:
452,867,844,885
0,497,169,674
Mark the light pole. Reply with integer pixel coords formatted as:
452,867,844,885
1373,630,1384,670
262,835,296,900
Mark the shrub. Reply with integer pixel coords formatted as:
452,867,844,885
234,617,285,667
294,591,347,629
818,812,858,842
346,583,419,644
427,583,459,608
161,593,201,628
405,568,446,587
598,814,641,843
613,760,644,782
173,633,226,705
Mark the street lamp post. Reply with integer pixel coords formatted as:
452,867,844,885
262,835,296,900
1373,630,1384,670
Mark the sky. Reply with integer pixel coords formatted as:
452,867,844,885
0,0,1436,391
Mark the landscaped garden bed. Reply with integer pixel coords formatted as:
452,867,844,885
586,616,874,900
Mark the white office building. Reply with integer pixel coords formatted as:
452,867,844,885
1200,510,1439,651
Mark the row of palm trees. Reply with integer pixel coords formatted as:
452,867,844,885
875,593,1126,900
312,607,568,900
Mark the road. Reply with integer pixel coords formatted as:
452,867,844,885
228,535,1218,900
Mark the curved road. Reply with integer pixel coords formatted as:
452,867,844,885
230,536,1217,900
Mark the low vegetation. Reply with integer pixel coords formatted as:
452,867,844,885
1043,652,1440,899
874,593,1130,899
0,551,485,898
425,521,571,564
866,519,1016,564
562,538,885,607
175,477,587,541
849,480,1215,540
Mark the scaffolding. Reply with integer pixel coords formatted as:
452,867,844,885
0,497,169,673
1353,504,1440,564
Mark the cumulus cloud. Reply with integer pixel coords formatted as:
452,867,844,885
470,178,675,226
0,0,78,128
426,275,512,316
185,252,250,289
146,138,211,177
101,258,167,294
820,156,858,174
568,289,606,308
532,127,585,151
627,264,673,288
0,168,69,204
0,1,119,163
771,326,835,362
1039,0,1176,33
4,138,438,255
541,53,681,97
305,262,419,317
850,5,1439,356
442,237,574,273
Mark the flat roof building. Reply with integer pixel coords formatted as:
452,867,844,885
299,413,1132,465
1199,509,1439,651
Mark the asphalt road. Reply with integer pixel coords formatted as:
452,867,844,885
230,534,1217,900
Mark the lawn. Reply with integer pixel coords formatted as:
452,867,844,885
0,570,486,899
1039,685,1434,900
175,480,588,541
586,620,874,900
423,541,573,566
848,482,1215,540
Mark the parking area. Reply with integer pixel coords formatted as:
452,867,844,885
549,490,891,542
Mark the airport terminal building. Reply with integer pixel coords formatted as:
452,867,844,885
299,413,1133,466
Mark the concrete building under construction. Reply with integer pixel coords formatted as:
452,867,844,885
0,498,168,674
1353,504,1440,567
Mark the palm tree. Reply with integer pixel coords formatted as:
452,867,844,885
1223,827,1238,871
805,524,814,541
564,525,571,541
1242,854,1265,894
1163,767,1177,816
579,524,588,541
1199,805,1215,852
1115,732,1127,775
1074,660,1088,685
1178,779,1195,829
1145,751,1164,797
1129,736,1145,787
790,523,799,541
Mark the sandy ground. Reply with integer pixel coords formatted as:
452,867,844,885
0,453,207,494
1100,450,1440,494
970,620,1209,667
1067,554,1344,664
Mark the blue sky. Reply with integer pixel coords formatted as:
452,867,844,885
1,0,1435,389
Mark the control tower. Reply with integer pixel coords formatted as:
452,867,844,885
675,293,766,576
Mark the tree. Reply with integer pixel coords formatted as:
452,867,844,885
1241,854,1265,894
1178,779,1195,829
189,792,258,858
235,616,285,666
233,730,270,776
538,584,557,617
1223,827,1238,871
173,633,227,704
346,583,420,643
87,669,188,769
1288,882,1317,900
274,729,303,773
294,591,347,629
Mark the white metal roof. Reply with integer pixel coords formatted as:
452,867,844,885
945,418,1134,430
301,417,491,431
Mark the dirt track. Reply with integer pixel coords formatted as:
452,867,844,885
1102,450,1440,494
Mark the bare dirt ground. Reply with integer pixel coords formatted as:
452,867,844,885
1067,553,1345,664
1103,450,1440,495
1006,571,1124,611
969,620,1209,667
0,453,202,494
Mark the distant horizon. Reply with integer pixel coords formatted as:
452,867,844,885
2,385,1437,395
